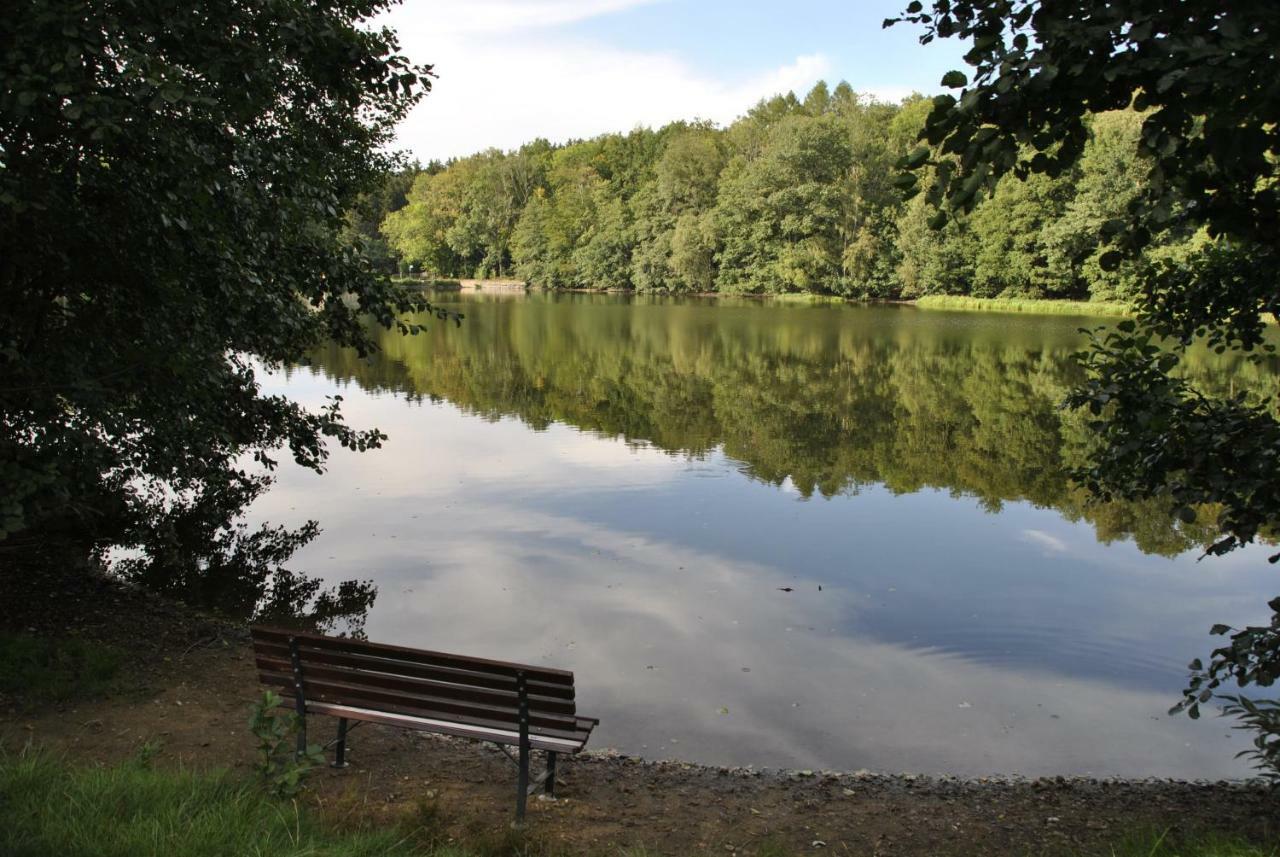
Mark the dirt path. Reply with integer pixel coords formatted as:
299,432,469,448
2,571,1276,856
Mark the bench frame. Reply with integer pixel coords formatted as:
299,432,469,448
260,630,598,823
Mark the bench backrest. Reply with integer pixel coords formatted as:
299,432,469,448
250,627,581,741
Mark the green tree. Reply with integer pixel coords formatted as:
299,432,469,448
895,188,976,297
802,80,832,116
573,188,632,289
715,115,854,293
669,212,718,293
382,166,469,276
968,166,1078,298
1039,110,1171,303
509,152,605,287
448,150,542,277
510,189,559,286
2,0,446,623
341,163,419,274
631,125,726,293
835,93,918,296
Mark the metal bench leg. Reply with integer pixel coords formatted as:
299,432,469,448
289,636,307,759
332,717,349,768
545,751,557,797
515,671,530,825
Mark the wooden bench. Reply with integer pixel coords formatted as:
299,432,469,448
250,627,599,822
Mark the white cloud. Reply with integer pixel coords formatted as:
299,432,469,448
1022,528,1068,554
397,0,666,37
381,3,837,161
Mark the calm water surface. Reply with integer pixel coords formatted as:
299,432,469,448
251,293,1279,778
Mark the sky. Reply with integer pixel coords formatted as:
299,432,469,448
378,0,970,163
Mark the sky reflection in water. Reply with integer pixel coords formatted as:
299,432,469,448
249,295,1276,778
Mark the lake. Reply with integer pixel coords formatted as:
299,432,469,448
251,292,1278,779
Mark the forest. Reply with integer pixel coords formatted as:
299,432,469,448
369,81,1202,302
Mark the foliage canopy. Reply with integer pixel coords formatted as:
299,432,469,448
382,83,1201,308
1,0,451,625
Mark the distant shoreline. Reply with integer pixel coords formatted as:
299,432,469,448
407,276,1134,318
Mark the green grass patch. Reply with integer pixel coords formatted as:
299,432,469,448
1082,829,1279,857
913,294,1133,317
0,750,468,857
768,292,843,303
744,292,846,304
0,633,123,704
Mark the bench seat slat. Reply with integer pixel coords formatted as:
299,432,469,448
253,627,574,686
254,656,576,717
259,673,590,741
304,702,590,753
252,640,575,700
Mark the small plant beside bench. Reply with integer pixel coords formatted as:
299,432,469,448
250,627,599,822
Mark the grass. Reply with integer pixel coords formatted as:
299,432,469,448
0,750,465,857
0,633,123,704
762,292,848,304
1080,829,1279,857
913,294,1134,317
0,751,596,857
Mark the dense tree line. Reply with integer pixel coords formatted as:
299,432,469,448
380,82,1197,301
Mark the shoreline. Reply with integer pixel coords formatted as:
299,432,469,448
419,283,1280,325
414,278,1134,317
581,745,1268,789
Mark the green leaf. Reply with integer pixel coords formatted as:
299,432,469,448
940,70,968,88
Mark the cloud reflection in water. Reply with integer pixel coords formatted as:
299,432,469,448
249,379,1271,778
